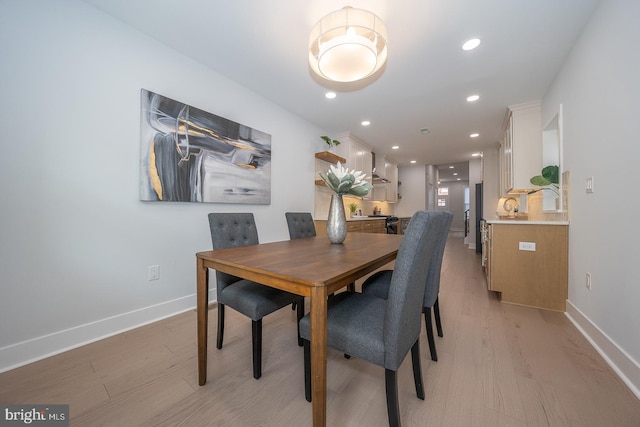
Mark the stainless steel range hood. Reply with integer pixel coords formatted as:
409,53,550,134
371,152,389,183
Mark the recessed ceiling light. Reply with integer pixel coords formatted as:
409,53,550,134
470,133,479,138
361,120,370,126
466,94,480,102
449,166,454,169
392,145,399,150
420,128,430,135
410,160,417,164
325,91,336,99
462,38,481,51
457,178,461,181
472,152,481,157
453,173,458,176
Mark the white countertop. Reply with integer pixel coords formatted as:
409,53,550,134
485,218,569,225
314,216,386,221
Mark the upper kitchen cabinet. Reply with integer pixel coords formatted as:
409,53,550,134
333,132,373,197
500,101,542,195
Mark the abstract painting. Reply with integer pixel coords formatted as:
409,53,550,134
139,89,271,204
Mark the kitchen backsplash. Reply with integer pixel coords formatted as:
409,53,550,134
314,188,395,219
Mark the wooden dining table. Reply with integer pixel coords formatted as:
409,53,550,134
196,232,404,427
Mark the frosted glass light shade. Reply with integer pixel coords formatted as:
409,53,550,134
309,7,388,83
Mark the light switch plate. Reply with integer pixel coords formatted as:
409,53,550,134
519,242,536,251
586,176,594,193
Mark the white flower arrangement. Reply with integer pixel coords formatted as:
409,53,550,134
319,162,372,197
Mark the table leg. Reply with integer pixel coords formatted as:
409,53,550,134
310,286,327,427
197,257,209,386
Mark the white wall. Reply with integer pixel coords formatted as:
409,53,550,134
439,181,468,231
482,146,501,219
0,0,324,371
396,165,427,217
543,0,640,395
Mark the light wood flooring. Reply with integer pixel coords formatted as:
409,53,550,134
1,235,639,426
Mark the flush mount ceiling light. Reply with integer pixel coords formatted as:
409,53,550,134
462,38,481,51
309,7,388,83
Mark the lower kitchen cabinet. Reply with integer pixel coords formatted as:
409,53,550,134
485,222,568,311
314,219,386,236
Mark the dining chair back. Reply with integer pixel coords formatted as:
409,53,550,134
284,212,316,312
285,212,316,239
208,213,303,379
361,211,452,362
299,210,450,426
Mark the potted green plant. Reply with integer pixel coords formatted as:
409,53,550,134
320,135,341,151
348,202,359,217
528,165,559,195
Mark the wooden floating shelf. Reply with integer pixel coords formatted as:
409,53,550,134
315,179,325,186
315,151,346,164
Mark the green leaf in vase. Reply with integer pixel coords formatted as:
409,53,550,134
327,171,341,190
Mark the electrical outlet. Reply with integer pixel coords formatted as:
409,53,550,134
586,176,594,193
148,265,160,281
585,272,591,290
518,241,536,251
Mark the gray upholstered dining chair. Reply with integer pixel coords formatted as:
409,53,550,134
299,210,449,427
208,213,304,379
285,212,316,312
361,211,453,362
285,212,317,239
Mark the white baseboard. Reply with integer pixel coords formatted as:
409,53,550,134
565,300,640,400
0,294,203,373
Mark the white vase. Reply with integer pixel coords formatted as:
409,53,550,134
327,194,347,244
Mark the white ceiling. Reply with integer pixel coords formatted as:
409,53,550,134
83,0,599,181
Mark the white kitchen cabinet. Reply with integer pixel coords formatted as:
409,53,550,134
333,133,373,197
500,100,542,194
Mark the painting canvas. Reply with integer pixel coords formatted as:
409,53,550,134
139,89,271,204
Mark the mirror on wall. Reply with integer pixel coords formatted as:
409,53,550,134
541,104,563,211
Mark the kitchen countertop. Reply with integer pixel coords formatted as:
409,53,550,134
314,216,386,222
485,218,569,225
348,216,389,221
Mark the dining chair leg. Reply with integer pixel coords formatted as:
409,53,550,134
434,296,443,337
385,369,401,427
303,339,312,402
252,319,262,379
217,304,225,349
410,340,425,400
296,298,304,347
424,307,438,362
